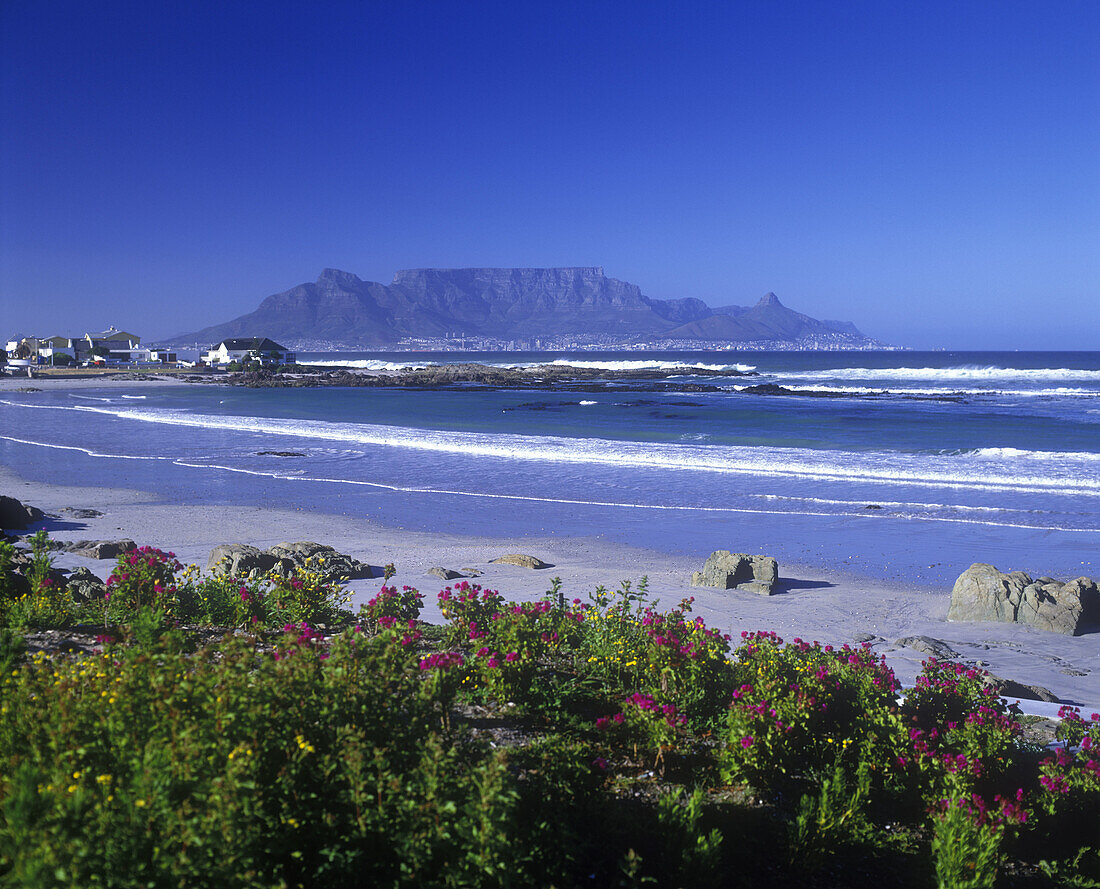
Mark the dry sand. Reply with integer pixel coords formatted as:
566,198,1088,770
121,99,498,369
4,458,1098,714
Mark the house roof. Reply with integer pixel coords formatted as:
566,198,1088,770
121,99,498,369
84,329,140,343
214,338,289,352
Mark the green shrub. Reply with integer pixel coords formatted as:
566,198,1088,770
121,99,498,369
0,628,535,887
719,632,903,795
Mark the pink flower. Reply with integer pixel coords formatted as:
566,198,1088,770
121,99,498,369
740,736,754,749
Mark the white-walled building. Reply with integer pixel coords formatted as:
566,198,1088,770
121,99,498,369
203,338,295,366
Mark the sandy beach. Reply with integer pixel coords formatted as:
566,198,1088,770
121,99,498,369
4,428,1098,714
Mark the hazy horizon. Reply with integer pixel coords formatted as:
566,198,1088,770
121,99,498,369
2,1,1097,350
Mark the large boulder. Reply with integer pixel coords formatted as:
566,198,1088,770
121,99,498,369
947,563,1100,636
691,551,778,595
0,496,44,530
267,542,373,581
207,544,282,579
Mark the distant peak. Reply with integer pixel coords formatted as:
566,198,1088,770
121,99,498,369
756,292,783,308
317,268,362,285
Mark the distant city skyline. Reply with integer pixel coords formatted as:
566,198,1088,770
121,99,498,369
2,1,1097,350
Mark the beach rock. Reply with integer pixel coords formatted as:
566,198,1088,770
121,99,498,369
984,675,1060,704
895,635,958,659
66,567,107,602
268,542,373,581
208,544,281,578
0,496,44,530
63,539,137,560
61,507,104,519
209,541,373,581
947,563,1100,635
691,551,778,595
428,567,463,581
490,554,551,569
461,567,484,577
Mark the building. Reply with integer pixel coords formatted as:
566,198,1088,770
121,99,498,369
3,328,174,368
203,338,295,366
76,328,141,363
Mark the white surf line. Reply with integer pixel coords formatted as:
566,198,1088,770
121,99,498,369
169,460,1100,532
8,399,1100,500
2,430,1095,531
0,434,170,462
41,403,1100,497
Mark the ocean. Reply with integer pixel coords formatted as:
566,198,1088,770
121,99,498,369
3,350,1099,589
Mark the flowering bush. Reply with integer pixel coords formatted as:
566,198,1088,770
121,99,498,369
0,629,532,887
359,584,423,634
720,632,902,792
899,659,1023,806
438,581,506,648
595,691,688,769
1031,707,1100,857
104,546,183,623
931,793,1027,889
3,531,77,629
636,598,734,727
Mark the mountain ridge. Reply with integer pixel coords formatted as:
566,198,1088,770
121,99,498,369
167,268,880,348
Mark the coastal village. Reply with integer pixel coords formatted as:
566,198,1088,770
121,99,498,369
2,329,294,372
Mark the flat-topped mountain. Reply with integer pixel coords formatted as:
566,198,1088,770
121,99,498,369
168,268,878,348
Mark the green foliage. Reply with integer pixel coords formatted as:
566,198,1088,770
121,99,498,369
0,539,19,614
655,788,723,887
719,631,903,794
931,798,1005,889
0,628,24,675
0,629,529,887
4,533,76,630
359,583,424,634
788,756,875,874
1,544,1097,885
104,546,182,623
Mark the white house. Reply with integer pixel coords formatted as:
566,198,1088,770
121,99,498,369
203,338,295,366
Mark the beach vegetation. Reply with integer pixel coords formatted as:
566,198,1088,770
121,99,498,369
1,532,1099,886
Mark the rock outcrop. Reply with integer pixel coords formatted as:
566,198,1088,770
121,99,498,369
490,554,551,570
0,496,44,530
947,563,1100,636
691,551,778,595
208,542,373,581
65,567,107,602
62,539,137,560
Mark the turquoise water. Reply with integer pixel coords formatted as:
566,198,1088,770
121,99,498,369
3,350,1099,587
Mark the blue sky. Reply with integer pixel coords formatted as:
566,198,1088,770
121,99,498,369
2,0,1097,349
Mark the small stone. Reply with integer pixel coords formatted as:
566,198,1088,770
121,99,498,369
428,567,462,581
895,635,958,659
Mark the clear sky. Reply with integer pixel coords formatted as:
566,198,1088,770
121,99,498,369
2,1,1097,349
